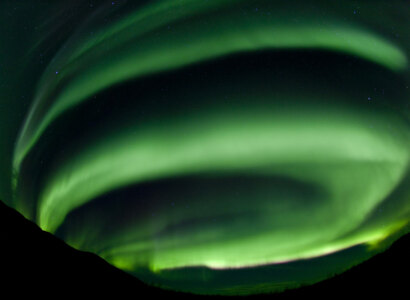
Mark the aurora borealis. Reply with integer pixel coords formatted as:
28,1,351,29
1,0,409,295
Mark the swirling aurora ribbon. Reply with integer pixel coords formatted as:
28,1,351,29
1,0,409,295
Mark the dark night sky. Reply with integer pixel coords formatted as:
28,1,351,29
0,1,409,297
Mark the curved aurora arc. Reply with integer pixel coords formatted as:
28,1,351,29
0,0,409,295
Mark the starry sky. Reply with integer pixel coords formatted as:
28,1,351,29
0,0,409,295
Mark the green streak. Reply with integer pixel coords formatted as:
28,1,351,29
106,221,407,272
14,0,407,172
3,0,409,295
37,103,409,270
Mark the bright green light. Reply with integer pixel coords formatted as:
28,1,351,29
1,0,409,296
13,1,407,170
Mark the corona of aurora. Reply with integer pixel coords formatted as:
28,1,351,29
0,0,409,295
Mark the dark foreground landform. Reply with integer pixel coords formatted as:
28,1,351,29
1,201,408,298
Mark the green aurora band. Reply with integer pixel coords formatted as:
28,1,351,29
1,0,409,295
